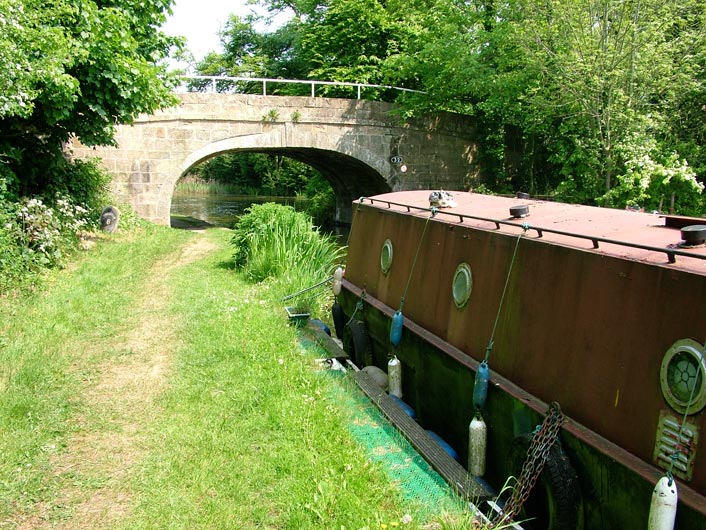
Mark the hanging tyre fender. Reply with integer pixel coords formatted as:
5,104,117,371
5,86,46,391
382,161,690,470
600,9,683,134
348,319,372,367
506,434,584,530
331,302,347,339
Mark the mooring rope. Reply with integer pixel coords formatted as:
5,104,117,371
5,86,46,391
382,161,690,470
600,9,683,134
398,208,438,312
345,290,366,327
483,223,529,363
281,275,334,301
666,349,704,485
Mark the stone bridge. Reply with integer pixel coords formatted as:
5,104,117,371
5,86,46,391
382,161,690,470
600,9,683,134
70,92,479,225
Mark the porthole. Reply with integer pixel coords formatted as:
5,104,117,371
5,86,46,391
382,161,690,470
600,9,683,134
660,339,706,415
380,239,393,275
452,263,473,309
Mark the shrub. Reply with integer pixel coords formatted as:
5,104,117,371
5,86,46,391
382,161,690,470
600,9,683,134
0,176,96,294
231,203,346,312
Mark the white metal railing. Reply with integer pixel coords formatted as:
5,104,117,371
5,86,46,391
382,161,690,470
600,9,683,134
176,75,424,99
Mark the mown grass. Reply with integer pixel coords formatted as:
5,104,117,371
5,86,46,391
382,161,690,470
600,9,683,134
0,225,189,520
122,228,430,529
0,224,487,529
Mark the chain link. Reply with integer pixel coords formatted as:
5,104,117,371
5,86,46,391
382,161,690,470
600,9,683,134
494,402,565,526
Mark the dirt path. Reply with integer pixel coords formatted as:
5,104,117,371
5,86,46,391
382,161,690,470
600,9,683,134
15,232,218,529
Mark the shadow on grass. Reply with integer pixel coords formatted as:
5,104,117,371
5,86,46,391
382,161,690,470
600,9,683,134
170,215,216,231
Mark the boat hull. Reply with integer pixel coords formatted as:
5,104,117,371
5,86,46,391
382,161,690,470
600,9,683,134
337,192,706,529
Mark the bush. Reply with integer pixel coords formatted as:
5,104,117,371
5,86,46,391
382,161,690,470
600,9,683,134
0,173,107,294
47,159,112,227
231,203,346,312
301,177,337,231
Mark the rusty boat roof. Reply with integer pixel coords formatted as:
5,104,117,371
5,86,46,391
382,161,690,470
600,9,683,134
360,190,706,275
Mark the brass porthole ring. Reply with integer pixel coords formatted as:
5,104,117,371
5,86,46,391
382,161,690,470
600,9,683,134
660,339,706,415
380,239,393,275
452,263,473,309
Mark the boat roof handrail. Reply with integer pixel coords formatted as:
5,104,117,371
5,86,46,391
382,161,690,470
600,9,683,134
358,196,705,265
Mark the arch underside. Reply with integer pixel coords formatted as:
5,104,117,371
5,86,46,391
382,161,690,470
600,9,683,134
179,147,392,225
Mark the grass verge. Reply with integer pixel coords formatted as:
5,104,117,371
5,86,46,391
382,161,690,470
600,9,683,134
0,225,480,529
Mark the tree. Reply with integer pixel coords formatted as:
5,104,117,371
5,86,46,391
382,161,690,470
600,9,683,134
516,0,704,197
381,0,705,209
0,0,182,197
202,0,704,211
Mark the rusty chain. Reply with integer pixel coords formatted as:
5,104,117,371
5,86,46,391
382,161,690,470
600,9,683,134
494,402,565,526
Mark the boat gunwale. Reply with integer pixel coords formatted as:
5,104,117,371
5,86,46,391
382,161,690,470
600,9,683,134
341,277,706,516
356,196,706,266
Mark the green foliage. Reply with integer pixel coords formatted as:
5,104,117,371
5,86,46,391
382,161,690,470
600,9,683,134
190,152,321,197
0,158,134,294
301,173,337,229
193,15,312,90
231,203,345,312
0,181,93,293
204,0,706,210
262,109,280,122
600,133,704,214
0,0,181,198
45,159,112,218
299,0,399,87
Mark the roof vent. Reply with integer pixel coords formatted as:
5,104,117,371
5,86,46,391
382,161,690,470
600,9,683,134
516,192,530,199
679,225,706,247
510,205,529,219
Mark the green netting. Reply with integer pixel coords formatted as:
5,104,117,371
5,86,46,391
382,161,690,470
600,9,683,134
299,335,465,519
335,378,465,516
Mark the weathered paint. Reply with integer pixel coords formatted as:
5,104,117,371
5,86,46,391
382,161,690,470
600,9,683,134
339,190,706,529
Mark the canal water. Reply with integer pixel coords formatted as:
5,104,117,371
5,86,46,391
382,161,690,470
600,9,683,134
170,193,308,229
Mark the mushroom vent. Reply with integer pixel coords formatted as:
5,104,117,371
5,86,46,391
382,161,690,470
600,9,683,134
510,205,530,219
516,192,530,199
680,225,706,247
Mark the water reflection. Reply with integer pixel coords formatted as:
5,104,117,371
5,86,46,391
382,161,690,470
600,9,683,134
170,194,307,229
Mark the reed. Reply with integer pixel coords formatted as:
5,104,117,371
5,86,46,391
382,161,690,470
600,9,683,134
231,202,346,315
174,176,242,195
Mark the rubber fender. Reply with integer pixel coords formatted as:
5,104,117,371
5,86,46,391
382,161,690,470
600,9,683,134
426,430,459,461
388,394,416,419
348,319,372,367
473,361,489,410
361,365,388,391
331,302,346,339
506,434,584,530
100,205,120,233
309,319,331,336
390,310,404,347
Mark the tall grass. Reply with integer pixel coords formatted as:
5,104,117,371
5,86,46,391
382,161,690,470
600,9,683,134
174,176,242,195
231,202,345,314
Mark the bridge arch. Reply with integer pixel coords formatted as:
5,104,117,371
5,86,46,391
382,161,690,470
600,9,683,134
176,133,392,225
71,92,479,225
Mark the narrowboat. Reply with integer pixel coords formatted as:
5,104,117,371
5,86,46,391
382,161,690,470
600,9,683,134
333,190,706,529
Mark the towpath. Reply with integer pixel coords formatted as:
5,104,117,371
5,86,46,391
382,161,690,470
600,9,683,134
9,231,217,529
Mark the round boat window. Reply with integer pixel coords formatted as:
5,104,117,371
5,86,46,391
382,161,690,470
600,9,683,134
380,239,393,274
660,339,706,415
452,263,473,309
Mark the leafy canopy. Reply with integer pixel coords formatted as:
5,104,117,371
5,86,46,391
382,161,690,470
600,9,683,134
0,0,183,197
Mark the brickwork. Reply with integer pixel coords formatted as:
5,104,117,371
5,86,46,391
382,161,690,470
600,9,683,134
70,93,478,225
